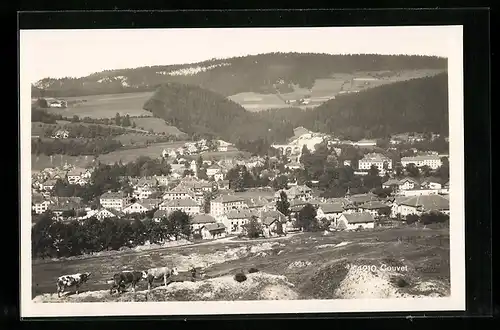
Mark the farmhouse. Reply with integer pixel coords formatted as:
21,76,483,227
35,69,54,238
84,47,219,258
221,209,257,234
122,202,153,214
261,217,280,238
316,203,344,223
200,223,227,240
191,214,217,232
152,209,169,222
394,195,450,218
275,185,312,201
32,195,53,214
206,164,223,177
337,212,375,231
66,167,88,185
40,179,58,192
357,201,391,218
94,208,125,220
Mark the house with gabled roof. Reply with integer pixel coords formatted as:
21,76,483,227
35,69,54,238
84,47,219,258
122,201,153,214
152,209,169,222
337,212,375,231
396,195,450,217
94,208,125,220
316,203,344,223
220,209,258,234
191,213,217,232
200,223,227,240
358,201,391,217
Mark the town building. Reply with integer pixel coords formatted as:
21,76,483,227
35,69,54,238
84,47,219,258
358,153,392,172
99,191,126,211
210,195,248,218
337,212,375,230
401,155,443,170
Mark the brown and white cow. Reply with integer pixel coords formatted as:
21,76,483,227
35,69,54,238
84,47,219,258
144,267,179,291
109,271,147,294
57,272,92,298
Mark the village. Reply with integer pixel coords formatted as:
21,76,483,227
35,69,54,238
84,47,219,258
31,126,450,244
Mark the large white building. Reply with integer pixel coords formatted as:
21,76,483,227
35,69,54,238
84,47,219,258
99,191,126,211
358,153,392,172
210,195,248,218
401,155,443,170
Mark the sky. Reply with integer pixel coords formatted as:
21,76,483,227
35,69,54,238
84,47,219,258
20,26,460,83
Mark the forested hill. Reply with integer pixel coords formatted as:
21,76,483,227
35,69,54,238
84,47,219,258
257,72,449,141
32,53,447,97
143,82,294,144
144,73,448,146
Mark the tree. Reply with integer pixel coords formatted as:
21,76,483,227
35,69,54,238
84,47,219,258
272,175,288,191
297,203,318,232
405,214,420,225
203,192,213,214
243,216,263,239
115,113,121,126
276,191,290,217
405,163,420,177
420,165,432,177
368,164,380,177
166,210,191,240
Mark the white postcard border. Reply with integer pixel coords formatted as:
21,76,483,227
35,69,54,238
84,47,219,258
20,25,465,318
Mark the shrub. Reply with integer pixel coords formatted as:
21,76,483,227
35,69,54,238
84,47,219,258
248,267,259,273
234,273,247,282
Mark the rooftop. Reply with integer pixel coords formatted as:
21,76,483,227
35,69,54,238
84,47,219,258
342,212,375,223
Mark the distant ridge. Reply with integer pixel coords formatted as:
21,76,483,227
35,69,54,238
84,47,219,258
32,52,447,98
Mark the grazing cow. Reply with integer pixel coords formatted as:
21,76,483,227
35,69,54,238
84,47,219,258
56,272,91,298
109,271,147,294
144,267,179,291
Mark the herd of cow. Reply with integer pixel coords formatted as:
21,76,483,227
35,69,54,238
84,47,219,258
56,266,201,298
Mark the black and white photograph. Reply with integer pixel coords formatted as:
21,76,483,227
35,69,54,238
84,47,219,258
20,26,465,317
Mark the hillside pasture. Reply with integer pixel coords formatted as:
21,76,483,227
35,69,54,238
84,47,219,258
227,69,445,112
131,117,187,136
228,92,288,112
32,227,450,302
31,154,95,171
45,92,154,119
96,141,187,164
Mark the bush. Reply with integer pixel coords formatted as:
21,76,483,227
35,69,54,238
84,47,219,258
234,273,247,282
248,267,259,274
31,210,192,259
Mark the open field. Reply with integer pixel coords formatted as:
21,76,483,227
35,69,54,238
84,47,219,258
45,92,154,119
32,154,95,170
131,117,187,136
32,227,450,302
228,69,445,112
30,141,187,170
96,141,187,164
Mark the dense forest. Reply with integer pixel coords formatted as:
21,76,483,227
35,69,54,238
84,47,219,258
258,72,449,141
144,73,449,146
32,52,447,97
143,82,295,145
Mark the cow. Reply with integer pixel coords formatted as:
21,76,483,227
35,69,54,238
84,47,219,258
56,272,92,298
143,267,179,291
109,271,147,295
